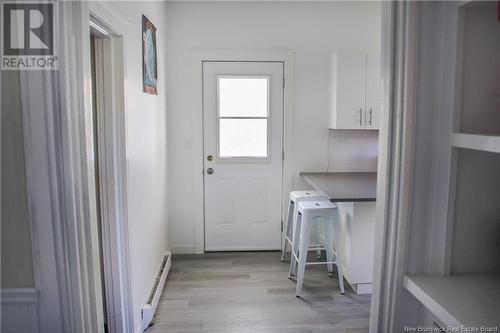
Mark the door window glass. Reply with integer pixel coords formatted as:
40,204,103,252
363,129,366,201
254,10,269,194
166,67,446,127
217,77,269,158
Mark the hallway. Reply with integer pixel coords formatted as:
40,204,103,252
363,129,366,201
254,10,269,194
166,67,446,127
147,252,371,333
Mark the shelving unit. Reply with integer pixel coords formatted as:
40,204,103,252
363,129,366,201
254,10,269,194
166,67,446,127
404,146,500,326
450,133,500,154
401,1,500,329
404,274,500,328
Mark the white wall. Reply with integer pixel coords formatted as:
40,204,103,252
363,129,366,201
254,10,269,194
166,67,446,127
1,70,35,288
101,2,169,330
165,1,380,252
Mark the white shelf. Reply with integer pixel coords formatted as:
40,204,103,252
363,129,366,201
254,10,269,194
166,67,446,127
404,274,500,328
450,133,500,154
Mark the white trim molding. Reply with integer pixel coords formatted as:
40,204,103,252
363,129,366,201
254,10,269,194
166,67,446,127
1,288,39,332
170,245,198,254
369,2,419,333
190,50,295,254
1,288,39,304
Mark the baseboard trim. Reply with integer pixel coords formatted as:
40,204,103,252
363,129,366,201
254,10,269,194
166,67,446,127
170,245,198,254
205,246,281,252
1,288,39,304
1,288,39,332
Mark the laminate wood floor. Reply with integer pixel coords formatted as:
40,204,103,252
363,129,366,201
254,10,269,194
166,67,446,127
147,251,371,333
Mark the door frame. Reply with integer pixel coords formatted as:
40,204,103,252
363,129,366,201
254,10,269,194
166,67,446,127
85,4,134,333
191,50,295,254
369,2,419,332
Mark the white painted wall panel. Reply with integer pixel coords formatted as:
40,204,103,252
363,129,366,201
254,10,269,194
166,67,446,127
451,149,500,273
458,4,500,135
1,70,35,288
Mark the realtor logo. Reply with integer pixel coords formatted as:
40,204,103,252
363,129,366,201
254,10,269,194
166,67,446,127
1,1,58,70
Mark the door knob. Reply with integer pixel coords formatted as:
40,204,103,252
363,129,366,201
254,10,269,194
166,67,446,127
207,155,213,161
206,168,214,175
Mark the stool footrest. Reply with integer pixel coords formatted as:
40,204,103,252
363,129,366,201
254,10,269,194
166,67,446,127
305,261,338,266
291,252,338,266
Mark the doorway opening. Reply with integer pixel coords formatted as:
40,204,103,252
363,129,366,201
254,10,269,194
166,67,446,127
88,14,133,333
89,32,108,332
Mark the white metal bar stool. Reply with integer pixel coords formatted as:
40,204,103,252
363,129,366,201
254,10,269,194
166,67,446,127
289,200,345,297
281,191,325,262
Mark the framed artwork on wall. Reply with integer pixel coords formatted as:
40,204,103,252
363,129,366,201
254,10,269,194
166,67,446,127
142,15,158,95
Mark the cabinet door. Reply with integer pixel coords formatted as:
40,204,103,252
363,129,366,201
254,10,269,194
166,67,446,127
349,202,376,283
331,51,367,129
365,53,381,129
335,202,376,285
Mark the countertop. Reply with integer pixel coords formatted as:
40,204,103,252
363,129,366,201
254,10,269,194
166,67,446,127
300,172,377,202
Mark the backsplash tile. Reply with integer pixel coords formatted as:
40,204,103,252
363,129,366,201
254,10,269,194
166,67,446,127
327,129,379,172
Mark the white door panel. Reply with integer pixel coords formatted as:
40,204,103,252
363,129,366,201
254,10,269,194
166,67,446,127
203,62,283,251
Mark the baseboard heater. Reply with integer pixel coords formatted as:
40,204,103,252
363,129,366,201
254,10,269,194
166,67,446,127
141,252,171,331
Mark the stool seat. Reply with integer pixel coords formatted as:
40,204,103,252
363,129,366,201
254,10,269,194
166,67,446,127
281,191,325,262
290,190,323,202
298,200,336,214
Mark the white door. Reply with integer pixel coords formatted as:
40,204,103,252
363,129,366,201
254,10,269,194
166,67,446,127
203,61,284,251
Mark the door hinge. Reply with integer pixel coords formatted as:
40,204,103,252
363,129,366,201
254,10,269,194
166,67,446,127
282,150,285,161
282,77,285,88
281,220,283,232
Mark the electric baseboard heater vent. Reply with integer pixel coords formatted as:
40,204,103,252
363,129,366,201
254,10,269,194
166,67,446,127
141,252,171,331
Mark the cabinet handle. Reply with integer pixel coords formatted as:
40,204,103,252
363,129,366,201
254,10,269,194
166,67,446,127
368,108,373,126
358,108,363,126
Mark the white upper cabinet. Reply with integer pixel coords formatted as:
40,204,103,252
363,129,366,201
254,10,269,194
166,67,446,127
329,51,381,130
365,52,381,129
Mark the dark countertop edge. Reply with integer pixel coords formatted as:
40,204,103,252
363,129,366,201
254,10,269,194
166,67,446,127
332,198,376,202
299,171,377,176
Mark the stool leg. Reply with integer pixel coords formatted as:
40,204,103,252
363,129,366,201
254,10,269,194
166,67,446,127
337,260,345,295
281,199,294,261
289,203,302,276
296,213,312,297
288,211,302,278
325,218,336,277
332,213,345,295
314,222,322,259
